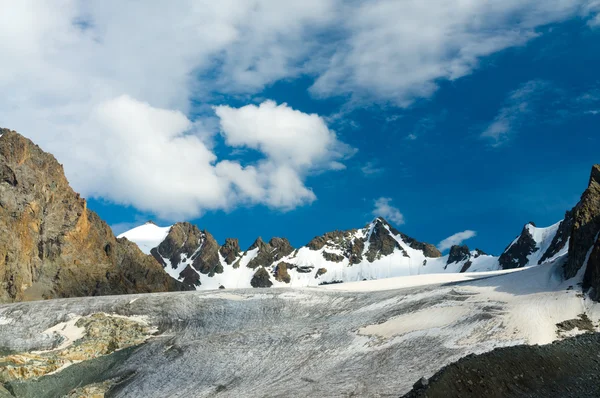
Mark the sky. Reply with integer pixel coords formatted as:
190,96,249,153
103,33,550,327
1,1,599,255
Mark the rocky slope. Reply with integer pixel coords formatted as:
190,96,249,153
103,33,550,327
0,129,189,303
402,332,600,398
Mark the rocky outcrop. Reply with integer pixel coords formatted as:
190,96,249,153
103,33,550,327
274,262,291,283
219,238,240,265
151,222,224,286
565,165,600,280
0,129,188,302
539,211,573,264
447,245,470,265
498,223,538,269
250,267,273,288
365,219,405,262
473,249,488,258
246,237,294,269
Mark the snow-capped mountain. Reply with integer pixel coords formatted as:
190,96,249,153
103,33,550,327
119,216,558,290
498,221,570,269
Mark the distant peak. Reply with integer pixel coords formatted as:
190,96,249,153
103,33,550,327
145,220,157,226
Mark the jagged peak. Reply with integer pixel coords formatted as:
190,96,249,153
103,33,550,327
249,237,267,251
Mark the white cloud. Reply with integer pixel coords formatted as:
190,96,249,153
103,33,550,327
57,96,350,219
311,0,595,106
437,230,478,252
481,80,549,147
372,197,405,225
0,1,598,219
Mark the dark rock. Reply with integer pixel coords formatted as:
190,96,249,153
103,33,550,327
318,280,343,285
566,165,600,281
365,219,403,262
315,268,327,278
179,265,201,287
250,267,273,288
556,314,594,333
539,211,573,264
219,238,240,265
296,266,314,274
401,332,600,398
583,236,600,300
473,248,488,258
447,245,470,265
459,261,473,273
498,224,538,269
218,285,225,289
413,377,429,390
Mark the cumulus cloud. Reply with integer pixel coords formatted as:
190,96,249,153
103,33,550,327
437,230,477,252
1,1,599,219
481,80,549,147
57,96,350,219
372,197,405,225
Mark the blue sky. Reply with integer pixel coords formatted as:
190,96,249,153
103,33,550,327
2,2,599,254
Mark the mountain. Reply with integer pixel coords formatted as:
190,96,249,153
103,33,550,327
498,221,568,269
121,166,600,293
0,129,189,302
120,217,500,290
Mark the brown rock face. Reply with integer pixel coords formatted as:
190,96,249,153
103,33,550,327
365,219,405,262
246,237,294,269
250,267,272,288
565,165,600,280
219,238,240,265
274,262,291,283
0,129,188,302
151,222,222,287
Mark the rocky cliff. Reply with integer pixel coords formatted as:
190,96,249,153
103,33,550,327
0,129,189,302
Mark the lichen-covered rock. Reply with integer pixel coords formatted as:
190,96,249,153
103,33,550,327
0,129,188,302
250,267,273,288
0,313,153,383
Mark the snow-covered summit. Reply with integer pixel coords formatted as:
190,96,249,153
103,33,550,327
118,222,172,255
